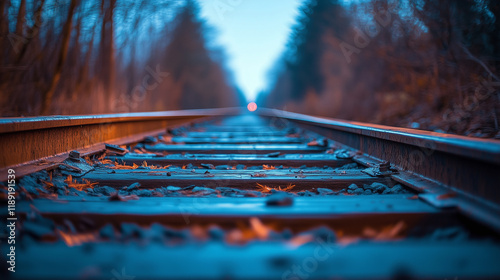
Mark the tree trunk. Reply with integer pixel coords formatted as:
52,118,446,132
14,0,25,36
15,0,45,64
73,23,96,103
98,0,116,113
40,0,77,115
0,0,10,64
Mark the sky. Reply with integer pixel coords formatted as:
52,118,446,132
199,0,304,102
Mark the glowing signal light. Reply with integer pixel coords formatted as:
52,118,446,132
247,102,257,112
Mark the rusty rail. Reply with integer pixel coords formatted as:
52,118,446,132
0,108,242,175
258,108,500,206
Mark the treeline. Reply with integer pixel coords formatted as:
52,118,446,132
260,0,500,137
0,0,244,116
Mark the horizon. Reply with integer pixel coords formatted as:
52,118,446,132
199,0,304,102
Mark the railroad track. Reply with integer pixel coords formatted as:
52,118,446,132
1,108,500,279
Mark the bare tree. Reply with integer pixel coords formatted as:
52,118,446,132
40,0,77,115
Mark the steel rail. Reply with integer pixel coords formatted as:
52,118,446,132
257,108,500,205
0,108,242,170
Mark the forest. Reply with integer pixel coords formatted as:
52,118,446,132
0,0,244,116
259,0,500,137
1,0,499,137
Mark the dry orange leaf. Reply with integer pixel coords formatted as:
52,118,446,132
256,183,272,193
132,147,163,156
65,175,97,191
58,230,97,247
111,163,139,169
263,165,276,170
288,234,314,248
308,140,319,146
142,161,170,169
41,180,54,189
255,183,295,193
280,184,296,192
249,217,270,240
363,221,405,241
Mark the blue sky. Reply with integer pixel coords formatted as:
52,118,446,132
199,0,304,102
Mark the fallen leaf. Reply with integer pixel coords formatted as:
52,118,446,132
307,140,319,146
307,139,327,147
58,230,97,247
111,163,139,170
249,217,270,240
65,176,97,191
280,184,296,192
288,234,314,248
363,221,405,241
256,183,272,193
263,165,276,170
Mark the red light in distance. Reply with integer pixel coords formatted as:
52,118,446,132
247,102,257,112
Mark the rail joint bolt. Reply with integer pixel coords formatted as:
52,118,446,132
69,150,81,161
